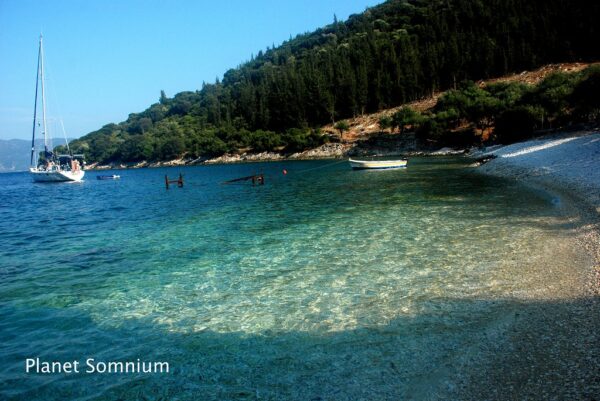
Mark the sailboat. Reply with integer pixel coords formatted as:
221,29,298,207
29,35,85,182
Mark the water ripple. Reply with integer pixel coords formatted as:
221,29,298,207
0,159,586,400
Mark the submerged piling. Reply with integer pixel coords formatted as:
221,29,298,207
222,174,264,186
165,174,184,189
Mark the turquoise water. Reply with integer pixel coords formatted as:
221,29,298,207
0,158,585,400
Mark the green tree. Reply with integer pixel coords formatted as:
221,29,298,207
250,130,281,152
495,105,544,143
334,120,350,140
160,137,185,159
378,115,393,132
392,107,423,134
570,66,600,122
159,90,168,105
467,95,502,137
526,72,578,127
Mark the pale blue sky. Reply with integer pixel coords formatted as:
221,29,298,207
0,0,381,140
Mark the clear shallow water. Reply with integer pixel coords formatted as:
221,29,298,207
0,158,586,400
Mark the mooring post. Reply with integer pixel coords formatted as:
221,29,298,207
165,174,184,189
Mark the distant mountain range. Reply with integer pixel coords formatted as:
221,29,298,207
0,138,74,172
0,139,32,172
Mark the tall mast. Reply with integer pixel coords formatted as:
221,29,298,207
30,35,42,166
39,35,49,156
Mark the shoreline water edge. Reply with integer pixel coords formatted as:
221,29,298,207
85,141,467,170
455,129,600,399
8,129,598,398
100,128,599,398
474,129,600,289
85,128,600,295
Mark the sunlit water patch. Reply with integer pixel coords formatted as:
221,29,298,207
0,158,589,400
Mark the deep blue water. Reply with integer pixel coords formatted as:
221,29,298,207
0,158,582,400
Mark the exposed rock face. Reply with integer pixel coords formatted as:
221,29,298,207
148,158,189,167
288,143,352,159
204,152,284,164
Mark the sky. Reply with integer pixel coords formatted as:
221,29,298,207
0,0,382,141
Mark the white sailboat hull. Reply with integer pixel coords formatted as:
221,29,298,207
30,168,85,182
28,36,86,184
349,158,408,169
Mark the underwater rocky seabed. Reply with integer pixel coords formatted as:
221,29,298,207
0,157,598,400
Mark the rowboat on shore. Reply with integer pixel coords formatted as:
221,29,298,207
348,158,408,170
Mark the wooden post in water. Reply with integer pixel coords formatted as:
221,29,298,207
222,173,265,186
251,174,264,185
165,174,184,189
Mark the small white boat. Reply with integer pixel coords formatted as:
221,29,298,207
97,174,120,180
29,35,85,183
348,158,408,170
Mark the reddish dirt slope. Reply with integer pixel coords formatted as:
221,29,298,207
322,62,597,143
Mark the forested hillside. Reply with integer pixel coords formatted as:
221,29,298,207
67,0,600,163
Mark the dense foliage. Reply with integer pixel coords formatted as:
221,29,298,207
67,0,600,163
381,66,600,147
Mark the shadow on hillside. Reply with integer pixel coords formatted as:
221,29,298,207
348,132,418,156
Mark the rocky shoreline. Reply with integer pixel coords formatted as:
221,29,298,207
86,143,350,170
86,140,469,171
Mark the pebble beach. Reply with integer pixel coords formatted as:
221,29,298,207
454,130,600,400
